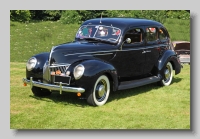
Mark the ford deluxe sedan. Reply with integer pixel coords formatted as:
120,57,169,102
22,18,182,106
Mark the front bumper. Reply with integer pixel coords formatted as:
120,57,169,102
22,77,85,94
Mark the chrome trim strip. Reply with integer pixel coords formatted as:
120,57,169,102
64,46,160,56
93,53,113,56
51,63,71,66
78,55,92,57
78,53,114,57
50,64,71,68
64,50,118,56
48,46,55,64
43,61,50,83
22,78,85,93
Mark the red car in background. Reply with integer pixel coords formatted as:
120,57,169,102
172,41,190,64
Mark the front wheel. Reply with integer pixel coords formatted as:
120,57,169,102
31,86,52,97
159,62,173,86
87,75,110,106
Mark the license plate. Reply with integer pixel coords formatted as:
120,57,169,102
54,75,71,85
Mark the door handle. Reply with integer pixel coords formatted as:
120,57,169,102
142,50,151,54
142,50,146,54
146,50,151,53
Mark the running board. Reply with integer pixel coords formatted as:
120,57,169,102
118,76,161,90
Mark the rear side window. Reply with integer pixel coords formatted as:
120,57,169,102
146,27,157,42
159,28,168,40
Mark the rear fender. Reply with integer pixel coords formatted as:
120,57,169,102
157,50,181,77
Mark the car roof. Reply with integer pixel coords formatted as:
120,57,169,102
82,18,163,29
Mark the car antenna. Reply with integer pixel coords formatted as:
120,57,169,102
100,12,103,24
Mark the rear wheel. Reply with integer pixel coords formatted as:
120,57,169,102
159,62,173,86
87,75,110,106
31,86,52,97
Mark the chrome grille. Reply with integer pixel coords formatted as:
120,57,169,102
43,62,70,84
49,64,70,74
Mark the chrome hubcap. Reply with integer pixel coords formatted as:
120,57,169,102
96,85,106,97
164,65,171,82
165,69,170,79
95,79,107,101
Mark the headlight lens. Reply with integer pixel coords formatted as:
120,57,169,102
73,64,85,80
26,57,37,71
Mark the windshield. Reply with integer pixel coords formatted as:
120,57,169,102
75,25,121,43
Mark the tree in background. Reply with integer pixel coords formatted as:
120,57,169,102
105,10,167,23
10,10,31,22
10,10,190,24
60,10,104,24
30,10,62,21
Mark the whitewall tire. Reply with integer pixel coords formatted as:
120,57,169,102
87,75,110,106
160,62,173,86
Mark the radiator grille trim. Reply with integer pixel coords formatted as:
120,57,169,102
43,62,71,84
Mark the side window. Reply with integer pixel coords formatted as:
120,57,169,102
146,27,158,42
159,28,168,40
123,28,143,43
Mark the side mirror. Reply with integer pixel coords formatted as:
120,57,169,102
119,38,132,50
125,38,131,44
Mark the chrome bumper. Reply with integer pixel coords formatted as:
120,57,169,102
22,77,85,94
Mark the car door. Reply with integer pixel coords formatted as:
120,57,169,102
110,27,146,78
143,26,161,75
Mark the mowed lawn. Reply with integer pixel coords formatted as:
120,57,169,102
10,62,190,129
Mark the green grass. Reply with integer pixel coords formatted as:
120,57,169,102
10,21,80,62
10,63,190,129
164,18,190,41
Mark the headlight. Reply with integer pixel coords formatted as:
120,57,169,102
73,64,85,80
26,57,37,71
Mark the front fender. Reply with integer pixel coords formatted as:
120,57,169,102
72,60,118,93
26,52,49,79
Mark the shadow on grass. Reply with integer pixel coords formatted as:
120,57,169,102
108,77,183,103
29,77,183,107
30,93,88,108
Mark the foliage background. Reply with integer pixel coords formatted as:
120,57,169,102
10,10,190,24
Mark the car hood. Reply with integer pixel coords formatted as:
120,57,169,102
49,41,117,65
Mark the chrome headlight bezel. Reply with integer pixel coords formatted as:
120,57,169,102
73,64,85,80
26,57,37,71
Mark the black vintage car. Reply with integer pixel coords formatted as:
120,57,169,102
23,18,182,106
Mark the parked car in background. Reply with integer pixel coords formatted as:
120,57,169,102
22,18,182,106
172,41,190,64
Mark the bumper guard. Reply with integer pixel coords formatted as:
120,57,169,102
22,77,85,94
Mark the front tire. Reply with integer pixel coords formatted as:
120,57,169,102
31,86,52,97
159,62,173,86
87,75,110,106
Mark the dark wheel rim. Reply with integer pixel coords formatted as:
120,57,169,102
95,79,107,102
164,64,172,83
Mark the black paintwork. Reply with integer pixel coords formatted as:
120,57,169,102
26,18,182,93
69,60,118,95
26,52,49,80
50,41,117,65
